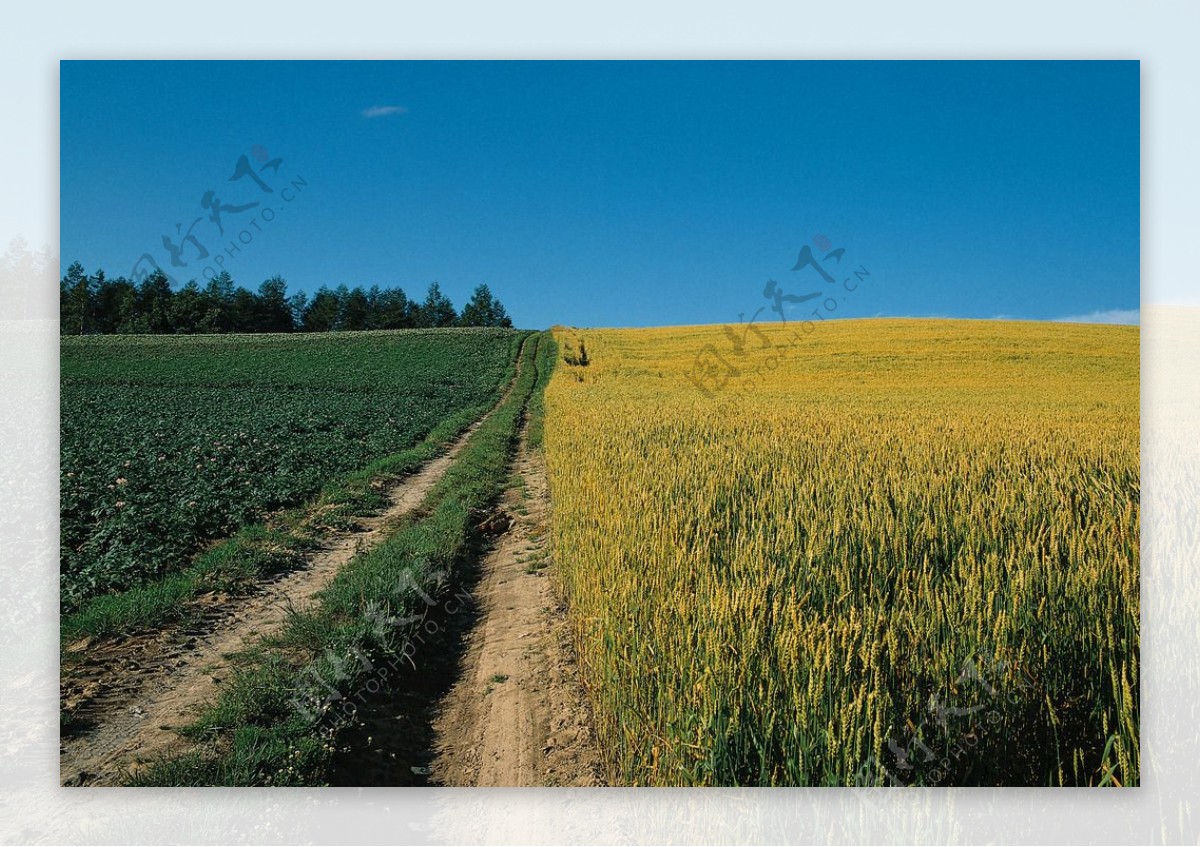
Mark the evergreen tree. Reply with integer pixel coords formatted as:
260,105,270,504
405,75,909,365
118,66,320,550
288,290,309,330
375,287,413,329
93,276,138,334
60,260,514,336
420,281,458,328
203,272,236,332
169,280,207,333
365,285,383,330
59,261,91,335
137,270,174,333
302,286,341,332
229,288,259,332
341,286,371,331
257,275,294,332
459,282,513,328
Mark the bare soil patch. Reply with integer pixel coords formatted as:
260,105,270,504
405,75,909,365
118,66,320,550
425,422,605,787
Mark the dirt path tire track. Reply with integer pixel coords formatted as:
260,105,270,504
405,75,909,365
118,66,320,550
427,415,605,787
60,355,525,787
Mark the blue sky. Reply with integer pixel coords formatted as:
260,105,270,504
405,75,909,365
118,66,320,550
60,60,1139,329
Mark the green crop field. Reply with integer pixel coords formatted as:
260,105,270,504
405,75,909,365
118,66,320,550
60,329,523,609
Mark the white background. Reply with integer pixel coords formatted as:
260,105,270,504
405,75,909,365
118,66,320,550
1,2,1197,843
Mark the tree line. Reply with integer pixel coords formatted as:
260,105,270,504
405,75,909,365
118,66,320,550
59,262,513,335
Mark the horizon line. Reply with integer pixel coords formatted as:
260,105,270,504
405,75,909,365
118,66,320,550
549,314,1142,332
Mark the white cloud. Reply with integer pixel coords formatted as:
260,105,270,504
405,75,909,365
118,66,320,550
361,105,408,118
1052,308,1140,325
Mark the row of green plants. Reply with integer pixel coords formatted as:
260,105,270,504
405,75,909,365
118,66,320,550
61,329,522,608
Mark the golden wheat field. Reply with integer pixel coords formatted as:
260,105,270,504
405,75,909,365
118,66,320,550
543,318,1139,787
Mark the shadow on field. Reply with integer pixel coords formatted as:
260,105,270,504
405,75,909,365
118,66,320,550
324,531,492,787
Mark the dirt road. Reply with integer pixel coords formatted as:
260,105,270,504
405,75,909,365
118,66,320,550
427,420,605,787
60,344,605,788
60,403,502,787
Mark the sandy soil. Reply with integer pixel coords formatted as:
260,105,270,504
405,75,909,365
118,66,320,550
60,405,500,787
427,421,605,787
